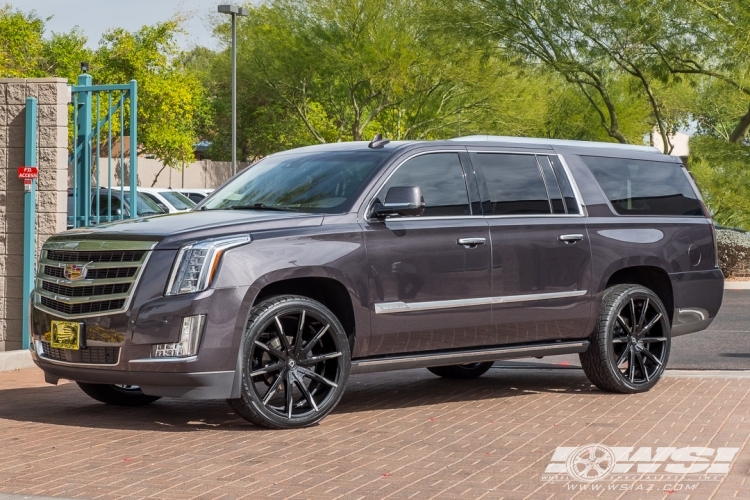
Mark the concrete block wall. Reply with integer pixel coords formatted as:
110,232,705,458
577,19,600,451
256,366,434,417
0,78,68,351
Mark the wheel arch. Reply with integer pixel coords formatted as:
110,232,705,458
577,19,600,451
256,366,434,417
604,265,674,322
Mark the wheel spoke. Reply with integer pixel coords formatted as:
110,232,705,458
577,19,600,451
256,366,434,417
638,298,650,330
641,336,667,343
285,370,294,418
612,337,629,344
293,311,306,356
301,324,330,354
250,361,286,377
262,368,286,405
298,366,338,388
254,340,287,360
616,346,630,367
616,315,632,334
274,316,291,352
293,371,318,412
636,351,650,382
641,348,663,367
629,348,635,383
640,313,663,336
299,351,343,366
630,299,637,332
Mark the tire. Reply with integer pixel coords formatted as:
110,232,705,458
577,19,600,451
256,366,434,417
580,284,671,394
427,362,494,379
228,295,351,429
77,382,161,406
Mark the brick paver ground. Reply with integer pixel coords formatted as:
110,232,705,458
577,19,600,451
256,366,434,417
0,367,748,500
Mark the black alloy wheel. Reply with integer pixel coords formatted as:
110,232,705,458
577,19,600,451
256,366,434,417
228,295,351,429
427,361,494,379
580,284,671,394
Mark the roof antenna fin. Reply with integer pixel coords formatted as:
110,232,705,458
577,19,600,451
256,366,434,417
368,133,390,149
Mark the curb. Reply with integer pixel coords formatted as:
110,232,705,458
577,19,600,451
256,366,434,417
0,350,35,372
725,281,750,290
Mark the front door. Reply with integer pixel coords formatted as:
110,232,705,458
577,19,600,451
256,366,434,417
363,151,492,356
470,152,593,345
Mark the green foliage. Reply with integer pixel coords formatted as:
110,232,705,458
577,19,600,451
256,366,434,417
94,20,207,168
690,137,750,229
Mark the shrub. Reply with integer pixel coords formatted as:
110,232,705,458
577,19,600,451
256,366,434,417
716,228,750,278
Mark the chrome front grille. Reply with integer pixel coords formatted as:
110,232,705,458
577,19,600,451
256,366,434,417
34,240,155,318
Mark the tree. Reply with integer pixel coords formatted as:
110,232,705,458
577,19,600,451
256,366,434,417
93,20,208,182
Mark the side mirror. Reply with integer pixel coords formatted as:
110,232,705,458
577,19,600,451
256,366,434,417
371,186,425,218
113,208,122,216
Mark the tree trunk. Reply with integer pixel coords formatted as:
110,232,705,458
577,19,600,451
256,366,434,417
151,165,168,187
728,104,750,144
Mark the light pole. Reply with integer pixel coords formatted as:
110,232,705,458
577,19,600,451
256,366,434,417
218,5,249,177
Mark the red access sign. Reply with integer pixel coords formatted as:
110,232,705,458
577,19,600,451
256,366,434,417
18,167,38,179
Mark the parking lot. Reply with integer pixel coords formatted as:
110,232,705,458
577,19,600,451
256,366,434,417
0,366,749,499
1,287,749,500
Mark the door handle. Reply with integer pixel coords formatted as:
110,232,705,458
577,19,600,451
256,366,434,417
457,237,486,248
558,234,584,244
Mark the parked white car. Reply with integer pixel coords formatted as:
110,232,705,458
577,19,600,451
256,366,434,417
122,187,196,213
178,188,214,204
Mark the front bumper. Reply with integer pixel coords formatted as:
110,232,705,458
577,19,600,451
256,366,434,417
30,285,250,399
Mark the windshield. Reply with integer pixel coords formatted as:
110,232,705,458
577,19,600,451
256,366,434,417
135,192,166,216
159,190,196,210
203,150,388,213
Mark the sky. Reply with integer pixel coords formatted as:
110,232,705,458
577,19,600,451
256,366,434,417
15,0,228,50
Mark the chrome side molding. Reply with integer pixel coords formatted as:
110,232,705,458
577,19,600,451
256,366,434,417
374,290,587,314
350,340,589,374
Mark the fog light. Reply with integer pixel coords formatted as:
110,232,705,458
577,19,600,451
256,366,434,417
153,315,206,358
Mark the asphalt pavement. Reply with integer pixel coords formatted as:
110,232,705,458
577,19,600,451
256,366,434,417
495,288,750,371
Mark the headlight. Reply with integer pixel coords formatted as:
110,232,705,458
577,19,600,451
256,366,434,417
166,235,250,295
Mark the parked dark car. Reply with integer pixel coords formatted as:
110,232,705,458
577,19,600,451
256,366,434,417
33,136,723,429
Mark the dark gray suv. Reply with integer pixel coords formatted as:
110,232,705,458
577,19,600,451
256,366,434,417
31,136,724,428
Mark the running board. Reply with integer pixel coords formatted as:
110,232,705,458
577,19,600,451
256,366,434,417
350,340,589,374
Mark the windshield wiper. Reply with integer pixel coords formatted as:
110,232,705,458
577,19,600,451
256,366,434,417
228,203,300,212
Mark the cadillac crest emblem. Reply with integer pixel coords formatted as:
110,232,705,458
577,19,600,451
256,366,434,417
64,263,89,281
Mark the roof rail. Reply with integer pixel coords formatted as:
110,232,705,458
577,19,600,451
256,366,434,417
449,135,660,153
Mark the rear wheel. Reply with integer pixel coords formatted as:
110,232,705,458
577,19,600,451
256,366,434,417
228,295,351,429
77,383,161,406
427,362,494,379
580,284,671,394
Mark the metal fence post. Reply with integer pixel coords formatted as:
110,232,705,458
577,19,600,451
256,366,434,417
129,80,138,217
22,97,38,350
76,73,92,227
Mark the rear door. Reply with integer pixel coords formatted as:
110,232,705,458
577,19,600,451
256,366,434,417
363,150,492,356
470,151,594,344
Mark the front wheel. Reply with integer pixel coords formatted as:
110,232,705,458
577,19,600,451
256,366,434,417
77,383,161,406
580,284,671,394
427,362,494,379
228,295,351,429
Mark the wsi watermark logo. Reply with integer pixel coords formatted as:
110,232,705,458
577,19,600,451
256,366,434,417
541,444,739,491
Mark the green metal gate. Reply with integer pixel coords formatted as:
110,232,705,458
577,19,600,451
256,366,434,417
70,73,138,228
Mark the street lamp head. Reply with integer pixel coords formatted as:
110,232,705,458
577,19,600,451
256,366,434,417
80,61,89,74
218,4,249,16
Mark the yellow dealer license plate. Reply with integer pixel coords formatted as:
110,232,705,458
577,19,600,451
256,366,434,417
50,321,81,350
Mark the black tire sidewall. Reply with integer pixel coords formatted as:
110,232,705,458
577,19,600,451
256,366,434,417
238,296,351,429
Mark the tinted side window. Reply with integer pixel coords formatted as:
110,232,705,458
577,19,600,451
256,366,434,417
379,153,470,217
581,156,703,216
537,156,566,214
549,156,580,214
472,153,551,215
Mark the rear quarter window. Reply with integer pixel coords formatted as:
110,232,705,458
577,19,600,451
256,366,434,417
580,156,704,216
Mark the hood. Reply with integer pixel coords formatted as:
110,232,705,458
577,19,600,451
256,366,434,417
50,210,325,249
